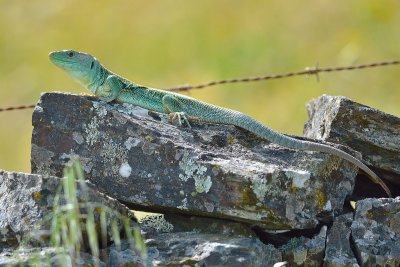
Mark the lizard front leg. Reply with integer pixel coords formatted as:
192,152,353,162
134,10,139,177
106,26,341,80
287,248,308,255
96,75,123,102
162,95,196,128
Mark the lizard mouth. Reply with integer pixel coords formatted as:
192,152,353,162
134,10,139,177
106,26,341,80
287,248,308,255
49,52,76,66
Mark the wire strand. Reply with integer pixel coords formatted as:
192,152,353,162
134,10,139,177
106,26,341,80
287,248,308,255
1,59,399,112
0,104,36,112
166,60,400,91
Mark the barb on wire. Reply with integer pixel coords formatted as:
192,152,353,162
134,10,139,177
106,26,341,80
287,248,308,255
166,60,400,91
1,59,399,112
0,104,36,112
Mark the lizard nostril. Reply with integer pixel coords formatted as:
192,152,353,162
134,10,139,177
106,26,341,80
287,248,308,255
68,52,74,57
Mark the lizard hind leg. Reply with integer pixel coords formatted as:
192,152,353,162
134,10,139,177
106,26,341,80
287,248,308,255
162,95,192,128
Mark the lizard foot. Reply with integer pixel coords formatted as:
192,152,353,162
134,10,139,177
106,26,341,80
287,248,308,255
169,112,191,128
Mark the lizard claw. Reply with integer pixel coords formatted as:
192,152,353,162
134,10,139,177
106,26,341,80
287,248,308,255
169,112,191,128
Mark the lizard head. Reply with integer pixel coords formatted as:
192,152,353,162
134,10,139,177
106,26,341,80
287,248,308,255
49,50,102,92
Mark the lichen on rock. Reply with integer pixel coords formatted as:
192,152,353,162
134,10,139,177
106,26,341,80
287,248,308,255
139,214,173,233
177,150,212,193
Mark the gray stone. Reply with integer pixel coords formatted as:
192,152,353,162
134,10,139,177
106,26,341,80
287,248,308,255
0,247,58,267
31,93,359,230
280,226,327,266
104,239,149,267
324,213,359,267
0,248,106,267
139,212,256,237
51,252,107,267
163,213,256,237
145,232,281,267
351,197,400,266
304,95,400,186
0,170,136,250
103,234,280,267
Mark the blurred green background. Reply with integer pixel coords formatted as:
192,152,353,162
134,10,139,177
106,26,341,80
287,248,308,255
0,1,399,173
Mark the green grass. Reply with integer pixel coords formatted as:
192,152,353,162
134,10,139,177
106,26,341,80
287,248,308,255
8,160,146,267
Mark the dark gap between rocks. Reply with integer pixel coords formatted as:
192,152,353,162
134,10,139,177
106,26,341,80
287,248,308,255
349,229,362,267
352,172,399,199
252,223,324,248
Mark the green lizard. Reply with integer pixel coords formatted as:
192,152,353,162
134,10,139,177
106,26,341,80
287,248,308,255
49,50,392,197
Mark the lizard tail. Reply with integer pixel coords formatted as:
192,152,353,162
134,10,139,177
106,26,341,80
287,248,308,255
306,142,392,197
230,112,392,197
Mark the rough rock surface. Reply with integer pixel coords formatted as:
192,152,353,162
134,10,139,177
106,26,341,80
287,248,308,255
351,197,400,266
102,236,281,267
105,240,144,267
280,226,327,266
163,213,256,237
0,248,106,267
0,170,135,249
324,213,359,267
138,213,256,238
304,95,400,187
31,92,359,230
144,232,281,267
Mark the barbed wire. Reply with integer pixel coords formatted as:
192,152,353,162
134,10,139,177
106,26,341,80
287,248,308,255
166,60,400,91
1,59,399,112
0,104,36,112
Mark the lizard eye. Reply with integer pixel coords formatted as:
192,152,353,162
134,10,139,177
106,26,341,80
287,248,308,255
90,61,94,69
68,52,74,57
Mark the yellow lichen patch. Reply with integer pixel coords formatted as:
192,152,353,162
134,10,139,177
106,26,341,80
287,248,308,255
227,135,235,145
144,134,154,142
95,207,103,214
290,184,298,193
180,258,199,265
32,191,42,201
366,210,374,219
266,209,292,229
315,189,326,210
239,187,258,207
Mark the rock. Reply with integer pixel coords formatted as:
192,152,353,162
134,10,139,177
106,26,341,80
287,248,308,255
139,212,256,237
0,248,106,267
51,251,107,267
324,213,359,267
280,226,327,266
137,212,256,240
31,93,359,230
0,170,136,250
304,95,400,187
103,235,280,267
351,197,400,266
0,247,57,267
104,239,151,267
162,213,256,237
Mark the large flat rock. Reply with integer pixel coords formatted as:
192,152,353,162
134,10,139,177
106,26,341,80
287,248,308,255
102,233,282,267
304,95,400,186
31,93,359,230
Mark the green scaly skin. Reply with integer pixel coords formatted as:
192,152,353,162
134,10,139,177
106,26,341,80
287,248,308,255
49,50,391,197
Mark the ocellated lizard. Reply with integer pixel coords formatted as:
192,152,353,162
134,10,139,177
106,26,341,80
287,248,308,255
49,50,391,197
